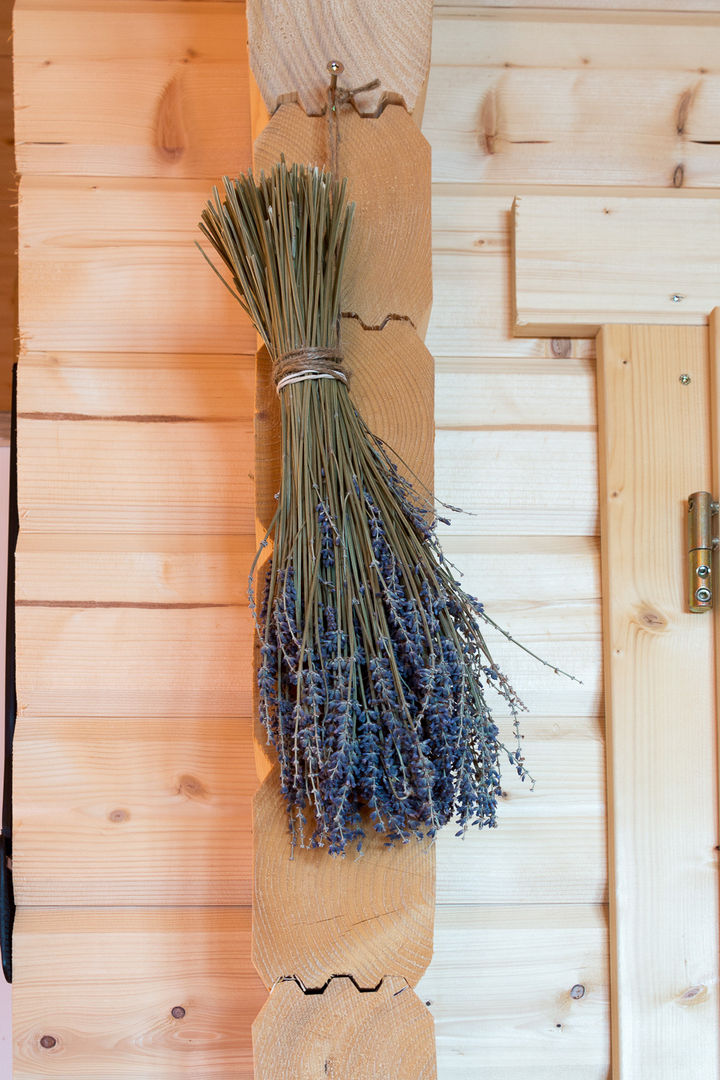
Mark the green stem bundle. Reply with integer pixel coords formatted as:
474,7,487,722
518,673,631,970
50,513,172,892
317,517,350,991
199,160,536,854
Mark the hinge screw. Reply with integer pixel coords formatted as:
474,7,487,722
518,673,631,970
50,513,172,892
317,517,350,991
696,586,712,604
698,564,711,577
679,374,691,385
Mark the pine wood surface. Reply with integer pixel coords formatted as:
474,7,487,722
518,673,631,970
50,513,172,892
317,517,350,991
253,105,432,335
12,907,266,1080
427,9,720,187
253,978,437,1080
253,769,435,990
246,0,433,117
597,325,719,1078
418,903,609,1080
14,1,250,180
11,1,610,1075
513,195,720,336
247,16,437,1073
0,0,15,411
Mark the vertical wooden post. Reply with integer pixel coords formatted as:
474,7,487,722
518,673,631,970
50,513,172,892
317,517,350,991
597,325,720,1078
246,2,437,1075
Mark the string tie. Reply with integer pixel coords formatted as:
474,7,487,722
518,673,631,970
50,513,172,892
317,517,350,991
273,346,347,395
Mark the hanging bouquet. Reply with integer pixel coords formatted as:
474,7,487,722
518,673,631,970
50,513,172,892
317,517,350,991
199,160,560,855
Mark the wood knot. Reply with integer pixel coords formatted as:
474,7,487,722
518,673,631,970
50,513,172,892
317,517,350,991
40,1035,57,1049
155,75,187,162
550,338,571,358
677,984,707,1006
171,1005,186,1019
108,808,130,824
176,774,208,801
636,607,668,632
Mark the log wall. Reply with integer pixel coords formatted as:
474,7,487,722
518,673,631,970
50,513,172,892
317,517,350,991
11,1,720,1076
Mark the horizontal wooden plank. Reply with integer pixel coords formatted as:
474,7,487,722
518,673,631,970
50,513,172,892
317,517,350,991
13,906,266,1080
18,351,255,418
18,176,255,354
436,356,596,429
436,2,720,11
513,195,720,335
16,606,253,717
14,717,255,906
436,715,606,905
429,192,594,360
425,12,720,187
14,1,250,178
16,533,257,604
418,903,609,1080
435,429,598,535
18,416,253,532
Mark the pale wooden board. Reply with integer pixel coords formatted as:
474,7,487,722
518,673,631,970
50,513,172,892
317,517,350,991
426,10,720,187
16,606,253,718
14,0,250,179
246,0,433,116
435,429,598,536
18,415,254,532
15,533,257,605
253,978,436,1080
436,1,720,9
429,191,594,361
597,325,720,1078
18,350,255,419
18,176,255,354
253,769,435,990
13,717,254,906
513,195,720,336
435,713,606,905
12,907,266,1080
418,904,610,1080
435,355,596,430
253,105,433,336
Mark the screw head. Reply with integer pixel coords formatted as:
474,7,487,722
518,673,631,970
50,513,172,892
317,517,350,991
327,60,344,75
697,564,711,578
679,374,691,385
671,294,686,303
695,586,712,604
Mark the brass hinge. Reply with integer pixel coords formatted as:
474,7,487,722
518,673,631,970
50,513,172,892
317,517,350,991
688,491,718,612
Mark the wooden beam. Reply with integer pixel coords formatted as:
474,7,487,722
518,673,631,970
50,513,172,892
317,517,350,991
246,0,433,117
513,195,720,336
252,977,436,1080
597,324,719,1078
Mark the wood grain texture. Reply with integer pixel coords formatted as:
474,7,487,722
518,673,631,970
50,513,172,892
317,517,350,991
18,176,255,354
427,10,720,187
418,904,609,1080
13,907,266,1080
15,532,256,605
16,605,252,718
246,0,433,116
18,414,253,533
513,195,720,336
429,191,594,361
14,1,250,179
13,717,254,906
253,769,434,990
253,977,436,1080
253,105,432,336
597,325,719,1078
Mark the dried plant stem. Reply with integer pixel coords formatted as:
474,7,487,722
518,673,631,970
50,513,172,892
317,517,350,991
199,160,541,855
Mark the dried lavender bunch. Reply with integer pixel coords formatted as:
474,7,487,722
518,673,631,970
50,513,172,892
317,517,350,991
199,160,541,855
